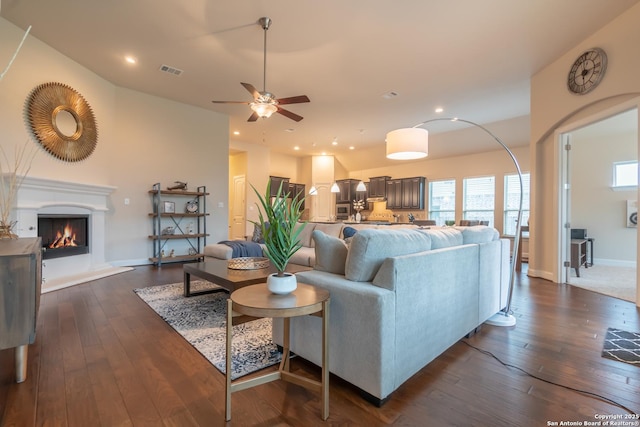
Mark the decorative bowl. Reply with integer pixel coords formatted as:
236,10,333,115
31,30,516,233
227,257,270,270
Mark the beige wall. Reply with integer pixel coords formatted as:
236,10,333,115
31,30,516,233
530,3,640,297
1,18,229,265
348,145,530,232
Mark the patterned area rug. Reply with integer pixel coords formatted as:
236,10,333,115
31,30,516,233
601,328,640,366
134,281,282,380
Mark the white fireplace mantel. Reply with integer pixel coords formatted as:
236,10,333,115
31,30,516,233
12,176,130,292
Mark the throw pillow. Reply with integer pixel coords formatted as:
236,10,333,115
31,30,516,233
312,230,348,275
342,226,357,239
251,222,268,243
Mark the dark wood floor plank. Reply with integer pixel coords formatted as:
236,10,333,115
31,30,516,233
1,263,639,426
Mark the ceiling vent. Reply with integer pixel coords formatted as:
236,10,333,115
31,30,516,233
159,64,183,76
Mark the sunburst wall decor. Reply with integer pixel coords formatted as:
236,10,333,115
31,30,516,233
26,82,98,162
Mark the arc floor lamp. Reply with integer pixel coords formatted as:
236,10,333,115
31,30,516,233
386,118,523,326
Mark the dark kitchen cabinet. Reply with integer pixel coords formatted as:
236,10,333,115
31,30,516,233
288,182,306,211
368,176,390,198
401,177,426,209
386,179,403,209
269,176,290,197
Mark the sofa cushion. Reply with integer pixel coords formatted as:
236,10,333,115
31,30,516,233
295,222,316,248
203,243,233,260
459,225,499,244
251,222,267,243
311,223,344,247
418,228,463,249
345,229,432,282
289,246,315,267
312,230,348,274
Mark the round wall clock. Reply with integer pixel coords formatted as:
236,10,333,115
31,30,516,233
186,200,198,213
567,47,607,95
26,82,98,162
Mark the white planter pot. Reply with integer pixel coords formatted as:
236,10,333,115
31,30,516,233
267,272,297,295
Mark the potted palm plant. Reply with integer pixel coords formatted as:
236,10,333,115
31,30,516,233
251,180,305,294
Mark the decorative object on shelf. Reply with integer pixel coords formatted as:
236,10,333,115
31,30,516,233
169,249,175,257
386,117,523,327
251,180,305,294
188,248,197,256
228,257,270,270
0,141,37,239
407,213,415,223
26,82,97,162
185,199,198,213
167,181,187,191
161,226,175,235
567,47,607,95
163,201,175,214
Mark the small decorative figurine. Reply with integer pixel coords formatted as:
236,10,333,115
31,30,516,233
167,181,187,191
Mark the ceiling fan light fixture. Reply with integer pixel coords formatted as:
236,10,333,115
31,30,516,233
250,102,278,118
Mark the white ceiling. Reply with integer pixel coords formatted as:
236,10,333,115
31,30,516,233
2,0,638,165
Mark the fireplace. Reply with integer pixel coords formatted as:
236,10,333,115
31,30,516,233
38,214,90,259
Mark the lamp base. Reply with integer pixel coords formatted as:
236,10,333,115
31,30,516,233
484,311,516,327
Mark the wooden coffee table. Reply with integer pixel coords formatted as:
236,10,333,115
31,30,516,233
225,282,330,421
183,258,311,297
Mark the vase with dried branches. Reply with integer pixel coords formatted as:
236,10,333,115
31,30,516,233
0,142,36,239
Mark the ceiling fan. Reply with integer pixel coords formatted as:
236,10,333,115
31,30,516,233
211,17,310,122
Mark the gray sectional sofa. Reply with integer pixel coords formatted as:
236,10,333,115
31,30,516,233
271,225,511,405
204,222,511,405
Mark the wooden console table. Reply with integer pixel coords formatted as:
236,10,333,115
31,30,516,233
0,238,42,383
225,282,330,421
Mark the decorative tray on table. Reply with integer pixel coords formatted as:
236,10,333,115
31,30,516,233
227,257,270,270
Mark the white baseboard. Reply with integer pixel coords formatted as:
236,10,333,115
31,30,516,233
593,258,637,268
42,266,134,293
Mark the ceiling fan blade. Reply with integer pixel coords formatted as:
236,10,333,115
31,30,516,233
247,111,259,122
241,82,260,99
211,100,251,104
276,95,310,105
276,107,303,122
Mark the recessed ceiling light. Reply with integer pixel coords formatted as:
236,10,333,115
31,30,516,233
332,138,338,146
322,152,326,156
294,146,300,150
435,107,444,113
349,146,355,150
233,131,240,135
125,56,137,64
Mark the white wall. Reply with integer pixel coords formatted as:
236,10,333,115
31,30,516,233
530,3,640,305
571,120,637,265
0,18,229,266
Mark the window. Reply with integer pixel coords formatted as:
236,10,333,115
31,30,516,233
428,179,455,226
504,173,530,236
463,176,495,226
613,161,638,188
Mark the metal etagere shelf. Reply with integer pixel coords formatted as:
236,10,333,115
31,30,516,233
148,182,209,266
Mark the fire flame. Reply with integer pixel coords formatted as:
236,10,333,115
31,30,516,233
49,223,78,248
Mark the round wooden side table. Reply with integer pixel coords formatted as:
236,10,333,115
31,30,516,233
225,282,330,421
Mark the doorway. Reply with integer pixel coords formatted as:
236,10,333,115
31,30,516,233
559,106,638,302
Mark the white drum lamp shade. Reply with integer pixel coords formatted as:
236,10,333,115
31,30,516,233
386,128,429,160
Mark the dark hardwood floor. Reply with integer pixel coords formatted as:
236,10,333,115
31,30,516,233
1,264,639,426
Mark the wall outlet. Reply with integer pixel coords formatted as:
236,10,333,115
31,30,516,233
124,198,130,205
